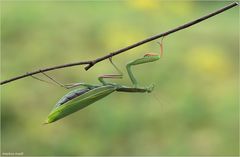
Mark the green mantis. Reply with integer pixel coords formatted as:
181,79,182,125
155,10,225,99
32,39,164,124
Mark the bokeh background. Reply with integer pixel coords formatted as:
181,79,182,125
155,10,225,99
1,1,239,156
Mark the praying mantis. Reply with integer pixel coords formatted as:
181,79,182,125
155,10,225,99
32,38,164,124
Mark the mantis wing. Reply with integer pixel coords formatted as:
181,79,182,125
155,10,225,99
45,85,116,124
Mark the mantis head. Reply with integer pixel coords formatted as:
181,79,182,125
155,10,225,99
143,53,161,62
126,38,164,66
142,38,164,62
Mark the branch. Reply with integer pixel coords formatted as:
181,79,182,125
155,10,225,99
1,2,238,85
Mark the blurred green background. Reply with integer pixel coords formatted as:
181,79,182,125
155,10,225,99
1,1,239,156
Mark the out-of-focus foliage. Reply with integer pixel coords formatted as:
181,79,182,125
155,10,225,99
1,1,239,156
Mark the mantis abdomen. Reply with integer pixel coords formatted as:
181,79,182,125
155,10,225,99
45,85,116,124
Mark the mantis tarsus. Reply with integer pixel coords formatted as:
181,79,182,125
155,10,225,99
32,39,164,124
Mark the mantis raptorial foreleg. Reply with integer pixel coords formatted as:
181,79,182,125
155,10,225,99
98,57,123,85
126,39,163,88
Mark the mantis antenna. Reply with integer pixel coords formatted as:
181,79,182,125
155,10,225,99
157,36,164,57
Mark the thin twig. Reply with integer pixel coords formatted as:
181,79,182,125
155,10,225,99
1,61,91,85
1,2,238,85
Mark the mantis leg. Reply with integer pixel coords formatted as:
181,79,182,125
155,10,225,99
116,85,154,93
30,72,94,89
98,57,123,85
126,59,158,87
